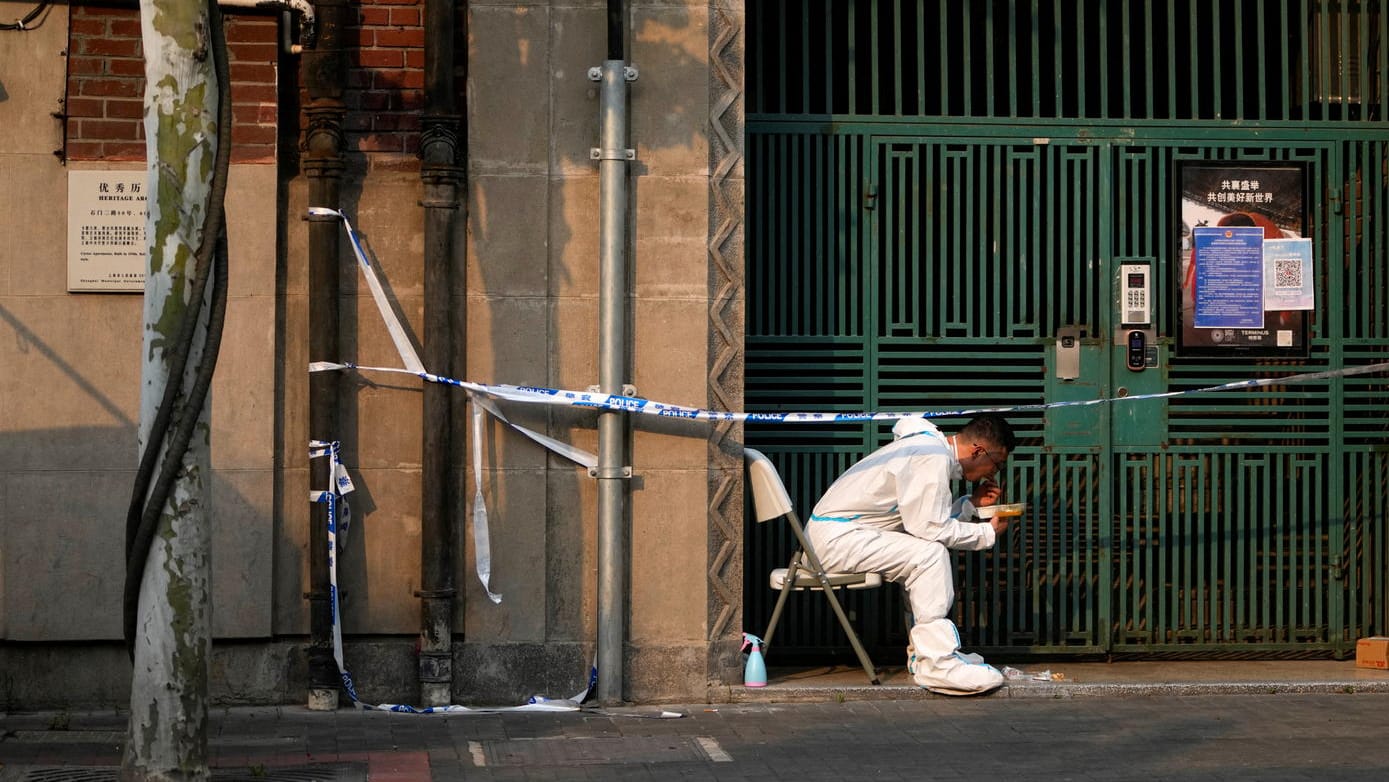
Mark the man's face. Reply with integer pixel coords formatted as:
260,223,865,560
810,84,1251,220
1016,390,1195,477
962,442,1007,482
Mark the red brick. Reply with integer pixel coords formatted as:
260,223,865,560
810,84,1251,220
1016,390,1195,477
65,140,105,160
225,19,277,44
234,124,277,145
389,8,420,26
397,71,424,89
357,49,404,68
64,97,104,118
357,91,392,111
68,56,105,76
232,63,277,85
70,18,107,36
77,118,141,140
105,99,145,119
257,105,278,124
374,29,425,48
80,78,142,98
404,50,425,68
344,114,373,131
235,84,278,103
354,133,405,152
80,6,133,20
110,19,142,37
80,37,142,57
103,141,147,160
358,8,390,26
108,58,145,77
231,148,276,164
397,91,424,110
233,104,263,124
369,153,421,172
228,41,278,64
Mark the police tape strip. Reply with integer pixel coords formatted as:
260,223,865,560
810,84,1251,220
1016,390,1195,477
311,358,1389,423
310,439,598,713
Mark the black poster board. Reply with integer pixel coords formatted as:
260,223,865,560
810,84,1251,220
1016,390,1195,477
1174,162,1311,358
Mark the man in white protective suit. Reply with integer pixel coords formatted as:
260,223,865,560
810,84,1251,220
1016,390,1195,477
807,413,1017,695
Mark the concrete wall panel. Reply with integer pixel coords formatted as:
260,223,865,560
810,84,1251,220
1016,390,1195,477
335,467,422,634
631,3,711,177
4,469,128,639
460,465,549,641
1,157,74,296
629,467,708,641
211,468,275,637
632,174,712,298
467,175,550,298
469,4,552,175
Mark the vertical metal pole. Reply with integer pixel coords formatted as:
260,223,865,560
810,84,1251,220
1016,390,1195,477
596,55,629,705
419,0,463,708
303,0,349,712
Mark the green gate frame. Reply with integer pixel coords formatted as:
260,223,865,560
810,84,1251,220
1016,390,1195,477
746,119,1389,659
744,1,1389,661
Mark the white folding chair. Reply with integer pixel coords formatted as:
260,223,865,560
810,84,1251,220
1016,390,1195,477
745,448,881,685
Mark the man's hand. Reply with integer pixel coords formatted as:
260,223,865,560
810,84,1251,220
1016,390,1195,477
971,479,1003,508
989,517,1010,537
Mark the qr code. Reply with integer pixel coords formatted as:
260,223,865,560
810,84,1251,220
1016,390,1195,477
1274,258,1302,289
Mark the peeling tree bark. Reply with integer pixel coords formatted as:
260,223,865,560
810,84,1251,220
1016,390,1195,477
122,0,219,778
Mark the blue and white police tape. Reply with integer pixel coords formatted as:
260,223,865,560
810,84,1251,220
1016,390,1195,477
310,439,602,713
311,358,1389,424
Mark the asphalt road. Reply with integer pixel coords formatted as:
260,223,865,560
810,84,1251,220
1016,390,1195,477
4,693,1389,780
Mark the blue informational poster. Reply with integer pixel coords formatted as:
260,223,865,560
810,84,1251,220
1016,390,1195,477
1193,226,1265,329
1175,162,1309,357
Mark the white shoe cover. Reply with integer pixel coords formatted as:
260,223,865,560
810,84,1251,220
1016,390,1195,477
909,620,1004,695
919,655,1005,696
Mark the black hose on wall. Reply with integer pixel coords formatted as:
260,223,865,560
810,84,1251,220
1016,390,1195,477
123,0,232,659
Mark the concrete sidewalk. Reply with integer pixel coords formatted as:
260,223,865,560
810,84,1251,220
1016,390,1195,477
725,658,1389,701
3,661,1388,781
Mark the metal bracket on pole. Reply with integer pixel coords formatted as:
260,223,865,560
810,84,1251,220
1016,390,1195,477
588,65,639,82
591,148,636,161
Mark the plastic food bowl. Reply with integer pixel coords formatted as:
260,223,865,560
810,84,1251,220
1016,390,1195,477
977,502,1026,519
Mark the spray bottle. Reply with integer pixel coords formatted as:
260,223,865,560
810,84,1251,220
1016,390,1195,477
741,633,767,687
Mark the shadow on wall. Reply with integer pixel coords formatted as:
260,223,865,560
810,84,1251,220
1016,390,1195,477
459,4,711,638
0,304,279,642
0,425,278,641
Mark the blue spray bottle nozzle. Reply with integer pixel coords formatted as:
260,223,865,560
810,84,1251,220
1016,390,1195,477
741,633,767,687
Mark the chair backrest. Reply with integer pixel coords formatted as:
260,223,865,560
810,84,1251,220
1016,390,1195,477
745,448,794,523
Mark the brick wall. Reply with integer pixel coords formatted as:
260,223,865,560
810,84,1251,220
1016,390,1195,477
346,2,426,160
65,7,280,164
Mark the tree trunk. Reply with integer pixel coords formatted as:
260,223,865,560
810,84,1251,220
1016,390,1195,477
122,0,220,778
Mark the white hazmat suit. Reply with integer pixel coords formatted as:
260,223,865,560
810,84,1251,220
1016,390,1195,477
807,417,1005,695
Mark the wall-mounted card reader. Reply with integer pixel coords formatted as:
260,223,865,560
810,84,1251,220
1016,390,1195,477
1126,330,1147,371
1119,262,1151,327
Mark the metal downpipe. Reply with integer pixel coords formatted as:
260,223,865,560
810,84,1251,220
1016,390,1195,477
418,0,463,708
595,51,630,705
302,0,349,711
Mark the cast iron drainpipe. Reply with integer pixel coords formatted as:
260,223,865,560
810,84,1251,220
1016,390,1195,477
418,0,463,707
303,0,349,711
594,0,633,706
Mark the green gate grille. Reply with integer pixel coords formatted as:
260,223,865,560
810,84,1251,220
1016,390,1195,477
745,1,1389,661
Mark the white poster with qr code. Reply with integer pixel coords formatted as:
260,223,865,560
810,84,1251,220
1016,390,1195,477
1262,238,1314,311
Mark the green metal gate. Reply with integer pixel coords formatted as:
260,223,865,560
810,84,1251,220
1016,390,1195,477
745,1,1389,660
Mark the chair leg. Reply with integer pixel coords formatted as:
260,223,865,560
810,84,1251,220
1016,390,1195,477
762,550,803,652
800,550,880,686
